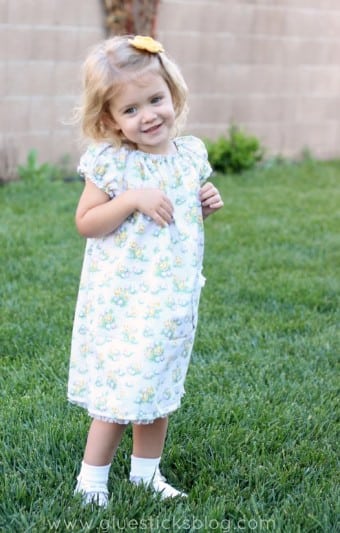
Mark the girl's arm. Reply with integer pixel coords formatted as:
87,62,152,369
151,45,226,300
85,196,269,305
75,179,174,238
199,182,224,219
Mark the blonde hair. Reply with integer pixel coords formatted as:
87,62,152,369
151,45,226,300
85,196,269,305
76,35,188,147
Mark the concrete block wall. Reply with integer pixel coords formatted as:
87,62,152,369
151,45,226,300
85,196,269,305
0,0,105,174
1,0,340,173
158,0,340,159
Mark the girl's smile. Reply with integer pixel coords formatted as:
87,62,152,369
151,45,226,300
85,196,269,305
143,123,162,134
109,72,176,155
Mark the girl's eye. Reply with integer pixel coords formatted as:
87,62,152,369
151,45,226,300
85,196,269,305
151,96,162,104
124,106,137,115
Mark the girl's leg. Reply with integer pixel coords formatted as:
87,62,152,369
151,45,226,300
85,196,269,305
84,419,127,465
76,419,127,507
130,417,186,499
132,416,168,458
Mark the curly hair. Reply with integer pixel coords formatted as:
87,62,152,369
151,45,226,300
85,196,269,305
76,35,188,147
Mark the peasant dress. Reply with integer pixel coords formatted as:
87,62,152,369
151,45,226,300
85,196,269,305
67,136,212,424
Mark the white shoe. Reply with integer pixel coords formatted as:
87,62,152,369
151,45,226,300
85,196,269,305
130,468,187,499
74,479,109,508
152,469,188,498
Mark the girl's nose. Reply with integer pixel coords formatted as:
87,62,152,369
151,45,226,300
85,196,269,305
141,108,156,123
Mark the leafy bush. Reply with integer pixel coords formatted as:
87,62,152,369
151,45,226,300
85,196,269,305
0,138,18,184
18,150,54,182
18,150,75,183
205,125,264,174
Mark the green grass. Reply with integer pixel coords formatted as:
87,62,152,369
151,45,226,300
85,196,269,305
0,158,339,532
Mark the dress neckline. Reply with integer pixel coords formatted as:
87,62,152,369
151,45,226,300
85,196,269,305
131,139,180,160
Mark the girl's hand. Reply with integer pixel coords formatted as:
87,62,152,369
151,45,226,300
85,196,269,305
133,188,174,227
199,182,224,218
75,182,173,237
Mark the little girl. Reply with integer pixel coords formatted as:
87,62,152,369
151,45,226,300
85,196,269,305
68,34,223,507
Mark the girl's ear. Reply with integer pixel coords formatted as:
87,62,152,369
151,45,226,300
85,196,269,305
100,110,120,132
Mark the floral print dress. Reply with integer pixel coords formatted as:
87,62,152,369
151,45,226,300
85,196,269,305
68,136,212,424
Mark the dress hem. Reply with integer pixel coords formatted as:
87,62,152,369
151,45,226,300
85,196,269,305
67,396,184,425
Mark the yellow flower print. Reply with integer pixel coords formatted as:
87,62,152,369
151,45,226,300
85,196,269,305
178,230,190,242
114,229,128,247
79,302,94,318
106,372,117,390
155,257,171,277
186,176,197,191
94,394,107,410
174,277,190,293
74,379,87,396
172,367,182,383
136,222,146,234
147,342,165,362
100,311,116,330
94,164,108,177
185,205,201,225
79,343,88,356
159,178,167,191
144,302,161,319
111,288,128,306
164,297,176,310
128,241,146,260
95,351,106,370
116,263,129,278
89,260,100,272
170,171,183,189
162,320,177,339
127,365,142,376
136,387,156,404
122,326,138,344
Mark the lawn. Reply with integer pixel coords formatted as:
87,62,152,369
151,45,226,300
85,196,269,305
0,158,339,532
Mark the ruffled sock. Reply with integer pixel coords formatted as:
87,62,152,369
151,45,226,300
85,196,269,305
74,461,110,507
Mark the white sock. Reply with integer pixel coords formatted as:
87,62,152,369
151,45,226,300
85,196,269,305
76,461,111,491
129,455,160,484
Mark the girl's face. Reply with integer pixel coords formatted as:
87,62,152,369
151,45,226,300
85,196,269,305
108,71,176,154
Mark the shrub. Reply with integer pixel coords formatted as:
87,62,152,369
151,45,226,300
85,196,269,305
0,138,18,184
205,125,264,174
17,150,76,183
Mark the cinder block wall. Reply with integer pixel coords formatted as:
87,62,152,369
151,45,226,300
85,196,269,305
158,0,340,159
0,0,105,172
1,0,340,173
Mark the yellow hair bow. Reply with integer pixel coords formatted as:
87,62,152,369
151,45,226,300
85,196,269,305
128,35,164,54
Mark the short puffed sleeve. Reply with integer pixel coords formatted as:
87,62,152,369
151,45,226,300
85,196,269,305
77,143,127,198
177,136,212,185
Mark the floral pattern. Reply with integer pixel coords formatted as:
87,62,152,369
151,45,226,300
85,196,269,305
68,136,211,424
